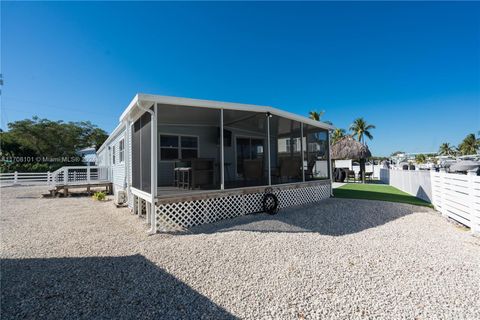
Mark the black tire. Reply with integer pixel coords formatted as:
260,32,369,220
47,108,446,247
263,193,279,215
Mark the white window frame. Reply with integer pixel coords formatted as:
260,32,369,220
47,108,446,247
158,133,200,161
112,145,116,165
119,139,125,163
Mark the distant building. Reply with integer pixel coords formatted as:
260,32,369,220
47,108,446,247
77,146,97,166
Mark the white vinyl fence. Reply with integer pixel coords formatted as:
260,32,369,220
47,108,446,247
380,168,480,233
379,169,432,202
431,171,480,233
0,166,110,187
0,171,51,186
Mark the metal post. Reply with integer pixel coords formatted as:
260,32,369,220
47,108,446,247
13,171,18,184
63,168,67,185
137,198,142,216
146,202,151,223
328,130,334,196
149,103,158,233
125,121,130,194
47,171,51,183
267,113,271,186
133,196,138,215
220,109,225,190
301,123,305,182
87,167,91,183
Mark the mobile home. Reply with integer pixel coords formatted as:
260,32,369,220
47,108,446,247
97,94,334,232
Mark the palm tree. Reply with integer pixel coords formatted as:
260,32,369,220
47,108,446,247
309,110,333,125
438,143,454,156
308,110,324,121
415,154,426,164
331,128,346,144
458,133,479,155
349,118,375,144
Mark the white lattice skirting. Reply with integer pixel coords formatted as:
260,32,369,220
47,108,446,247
155,180,331,231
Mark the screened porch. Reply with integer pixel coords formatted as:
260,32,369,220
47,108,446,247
130,103,331,200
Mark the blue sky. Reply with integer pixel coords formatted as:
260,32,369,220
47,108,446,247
2,1,479,156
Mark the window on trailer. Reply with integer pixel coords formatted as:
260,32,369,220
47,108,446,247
119,139,125,163
159,135,199,160
112,145,116,165
180,136,198,159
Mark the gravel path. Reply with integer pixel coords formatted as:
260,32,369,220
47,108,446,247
1,186,479,319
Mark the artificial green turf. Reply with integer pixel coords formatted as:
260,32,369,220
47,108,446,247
333,183,433,208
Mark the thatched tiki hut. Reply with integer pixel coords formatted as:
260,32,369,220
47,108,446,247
331,135,372,182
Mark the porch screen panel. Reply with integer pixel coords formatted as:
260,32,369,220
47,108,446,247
304,125,329,180
269,116,303,185
140,112,152,192
132,120,141,189
156,104,220,192
223,110,268,189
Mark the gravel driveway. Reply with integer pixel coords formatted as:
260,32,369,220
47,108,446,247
1,186,479,319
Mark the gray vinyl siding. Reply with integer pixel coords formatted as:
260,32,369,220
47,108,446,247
96,148,107,166
109,129,126,195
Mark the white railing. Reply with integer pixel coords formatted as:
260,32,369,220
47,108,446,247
1,166,110,187
49,166,110,187
0,171,51,185
431,171,480,233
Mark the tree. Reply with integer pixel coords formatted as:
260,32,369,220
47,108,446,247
0,117,108,172
331,128,346,144
308,110,332,125
438,143,454,156
349,118,375,144
458,133,479,155
415,154,426,164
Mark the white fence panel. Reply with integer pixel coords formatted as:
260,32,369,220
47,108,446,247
1,166,110,187
379,169,432,202
430,171,480,233
0,171,51,186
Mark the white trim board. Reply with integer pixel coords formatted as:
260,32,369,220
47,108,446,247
131,187,152,202
119,93,335,131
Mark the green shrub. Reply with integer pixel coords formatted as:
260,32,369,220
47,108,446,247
92,191,106,201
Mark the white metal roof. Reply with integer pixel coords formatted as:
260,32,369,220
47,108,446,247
119,93,335,131
97,122,124,153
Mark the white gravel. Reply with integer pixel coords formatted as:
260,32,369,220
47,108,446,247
1,186,479,319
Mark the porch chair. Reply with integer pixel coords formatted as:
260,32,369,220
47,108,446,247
347,170,356,182
279,158,302,183
365,171,373,182
174,160,191,188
